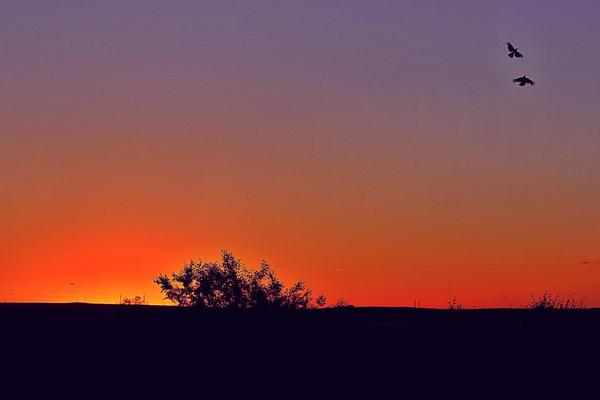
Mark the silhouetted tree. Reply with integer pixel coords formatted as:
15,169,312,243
155,250,325,310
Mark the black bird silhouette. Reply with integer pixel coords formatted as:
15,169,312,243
513,75,535,86
507,42,523,58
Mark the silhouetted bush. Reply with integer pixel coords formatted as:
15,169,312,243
528,292,585,310
331,298,353,308
155,250,325,310
120,295,146,305
448,296,463,310
315,295,327,308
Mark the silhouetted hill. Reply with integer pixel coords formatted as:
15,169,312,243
2,303,599,396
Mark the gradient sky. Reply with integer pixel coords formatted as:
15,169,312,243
1,0,599,307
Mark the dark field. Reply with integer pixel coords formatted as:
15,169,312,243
3,303,600,395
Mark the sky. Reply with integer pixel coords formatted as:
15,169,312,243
1,0,599,307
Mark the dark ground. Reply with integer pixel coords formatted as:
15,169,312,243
2,303,599,396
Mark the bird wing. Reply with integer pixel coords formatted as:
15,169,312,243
526,78,535,85
514,50,523,58
512,77,522,83
507,42,516,52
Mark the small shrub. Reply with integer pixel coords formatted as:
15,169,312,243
331,298,353,308
315,295,327,308
121,295,146,305
528,292,585,310
448,296,463,310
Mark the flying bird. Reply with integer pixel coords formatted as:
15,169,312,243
69,282,76,286
513,75,535,86
507,42,523,58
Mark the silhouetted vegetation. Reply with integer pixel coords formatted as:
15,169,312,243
448,296,463,310
315,294,327,308
120,295,146,305
155,250,325,309
332,298,353,308
528,292,585,310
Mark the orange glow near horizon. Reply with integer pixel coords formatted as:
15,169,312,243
3,193,599,307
